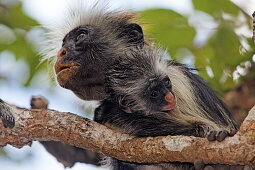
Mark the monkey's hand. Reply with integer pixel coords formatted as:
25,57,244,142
206,128,237,142
0,99,15,128
193,127,240,169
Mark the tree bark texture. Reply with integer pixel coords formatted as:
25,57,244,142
1,102,255,167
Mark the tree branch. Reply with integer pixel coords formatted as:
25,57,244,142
1,102,255,167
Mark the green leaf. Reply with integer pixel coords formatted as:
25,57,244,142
208,24,243,85
210,25,242,64
192,22,244,92
192,0,239,16
0,149,7,157
0,3,37,30
0,2,43,86
0,30,42,86
139,9,196,60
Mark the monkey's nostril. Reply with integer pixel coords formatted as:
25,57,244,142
62,49,66,55
57,48,67,57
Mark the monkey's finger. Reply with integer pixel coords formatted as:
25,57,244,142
229,129,237,136
216,130,228,142
207,131,217,141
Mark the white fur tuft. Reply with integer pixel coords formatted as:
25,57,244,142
39,0,123,62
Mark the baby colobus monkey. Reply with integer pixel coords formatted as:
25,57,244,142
94,46,238,170
94,48,178,135
96,46,237,138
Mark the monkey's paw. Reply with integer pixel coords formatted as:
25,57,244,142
0,100,15,128
206,128,237,142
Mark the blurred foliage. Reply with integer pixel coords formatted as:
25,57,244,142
0,1,46,86
0,148,7,157
193,0,239,16
139,0,255,93
140,9,196,55
0,0,254,93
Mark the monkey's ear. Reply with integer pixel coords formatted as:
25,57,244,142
118,23,144,46
118,96,133,113
127,23,144,45
129,23,143,34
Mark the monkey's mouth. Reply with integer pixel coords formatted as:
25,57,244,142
55,62,80,84
55,63,80,75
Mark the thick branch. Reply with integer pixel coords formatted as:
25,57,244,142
1,103,255,167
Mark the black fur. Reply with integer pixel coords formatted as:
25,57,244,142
94,52,238,170
43,4,238,168
95,99,204,137
170,61,237,128
118,23,144,46
54,22,145,100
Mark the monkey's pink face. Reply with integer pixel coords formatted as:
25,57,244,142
162,92,176,111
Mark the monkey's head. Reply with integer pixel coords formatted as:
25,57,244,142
105,47,177,115
115,75,176,114
41,1,145,100
140,76,176,113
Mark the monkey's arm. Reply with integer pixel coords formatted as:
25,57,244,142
95,99,203,137
30,96,101,167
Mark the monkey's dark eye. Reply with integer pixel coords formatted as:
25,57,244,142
163,77,171,88
164,79,171,87
76,33,87,41
76,29,89,41
150,90,159,98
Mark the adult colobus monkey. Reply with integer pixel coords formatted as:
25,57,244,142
39,1,240,169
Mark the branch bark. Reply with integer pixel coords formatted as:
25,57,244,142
1,102,255,167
